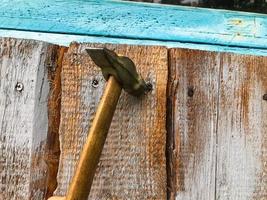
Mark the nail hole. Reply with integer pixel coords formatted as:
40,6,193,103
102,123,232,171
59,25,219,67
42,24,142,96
15,82,24,92
263,94,267,101
187,87,194,97
145,82,153,93
92,79,99,88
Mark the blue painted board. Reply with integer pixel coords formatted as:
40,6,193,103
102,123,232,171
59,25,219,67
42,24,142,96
0,29,267,56
2,30,267,56
1,0,267,50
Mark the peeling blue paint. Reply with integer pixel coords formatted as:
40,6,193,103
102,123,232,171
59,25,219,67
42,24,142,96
1,0,267,55
2,30,267,56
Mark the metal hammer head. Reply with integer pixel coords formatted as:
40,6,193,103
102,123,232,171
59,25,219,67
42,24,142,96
86,47,150,97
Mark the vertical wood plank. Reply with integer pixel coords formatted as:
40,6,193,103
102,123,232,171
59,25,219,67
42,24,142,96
55,43,168,199
216,54,267,200
167,49,220,200
0,38,61,199
169,49,267,200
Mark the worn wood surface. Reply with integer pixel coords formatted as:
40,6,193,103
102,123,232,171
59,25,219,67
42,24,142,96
4,30,267,57
45,47,67,199
216,53,267,200
1,0,267,50
0,38,61,199
1,37,266,200
167,49,220,200
168,48,267,200
54,43,168,199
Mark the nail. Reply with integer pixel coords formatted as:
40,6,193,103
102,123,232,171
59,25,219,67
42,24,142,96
145,82,153,92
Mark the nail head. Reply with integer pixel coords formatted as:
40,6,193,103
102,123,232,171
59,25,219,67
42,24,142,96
145,82,153,92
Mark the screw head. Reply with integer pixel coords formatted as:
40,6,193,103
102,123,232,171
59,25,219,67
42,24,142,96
92,79,99,88
15,82,24,92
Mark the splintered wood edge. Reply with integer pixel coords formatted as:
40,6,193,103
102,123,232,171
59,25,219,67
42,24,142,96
45,46,68,198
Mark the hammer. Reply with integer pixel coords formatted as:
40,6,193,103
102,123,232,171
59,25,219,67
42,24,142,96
49,48,150,200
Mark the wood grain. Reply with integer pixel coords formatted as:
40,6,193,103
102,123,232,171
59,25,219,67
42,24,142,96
0,38,61,199
168,49,267,200
45,47,67,199
216,53,267,200
1,0,267,50
55,43,168,199
167,49,220,200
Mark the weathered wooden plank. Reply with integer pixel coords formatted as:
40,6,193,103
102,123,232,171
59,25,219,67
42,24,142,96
1,0,267,50
167,49,220,200
0,38,61,199
168,49,267,200
55,43,168,199
216,53,267,200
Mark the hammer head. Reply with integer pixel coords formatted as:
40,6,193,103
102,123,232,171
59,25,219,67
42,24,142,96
86,47,150,97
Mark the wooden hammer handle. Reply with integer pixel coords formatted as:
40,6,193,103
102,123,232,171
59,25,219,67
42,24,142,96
48,197,65,200
65,76,122,200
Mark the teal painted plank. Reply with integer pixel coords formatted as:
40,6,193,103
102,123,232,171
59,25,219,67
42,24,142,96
1,0,267,50
2,30,267,57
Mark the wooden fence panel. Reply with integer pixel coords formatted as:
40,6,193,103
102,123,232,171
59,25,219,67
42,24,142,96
0,38,61,200
167,49,220,200
1,38,266,200
54,43,168,199
168,49,267,200
216,53,267,200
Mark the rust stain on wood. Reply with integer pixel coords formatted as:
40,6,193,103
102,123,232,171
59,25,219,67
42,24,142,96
252,57,267,200
168,48,267,200
217,53,267,200
1,38,266,200
55,43,168,199
167,49,220,200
